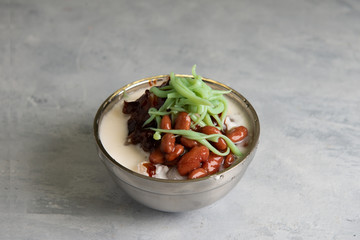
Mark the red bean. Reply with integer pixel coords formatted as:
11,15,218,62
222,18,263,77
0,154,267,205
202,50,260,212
174,112,191,130
149,148,164,164
177,146,209,176
160,133,175,153
188,168,208,179
180,136,199,148
224,153,235,168
165,144,184,162
202,152,224,175
160,115,172,130
200,126,227,151
226,126,248,143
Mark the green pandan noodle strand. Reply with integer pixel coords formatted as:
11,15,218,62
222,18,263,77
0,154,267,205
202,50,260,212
212,114,223,129
153,131,161,140
167,92,182,99
155,116,161,129
145,65,242,156
196,139,230,157
170,74,213,107
149,87,174,98
159,98,175,112
189,114,207,128
207,101,224,115
220,99,229,124
158,85,173,90
142,98,175,127
203,114,215,127
194,107,208,126
149,128,242,157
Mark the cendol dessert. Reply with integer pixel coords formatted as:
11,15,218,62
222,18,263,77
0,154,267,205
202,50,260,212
99,65,252,180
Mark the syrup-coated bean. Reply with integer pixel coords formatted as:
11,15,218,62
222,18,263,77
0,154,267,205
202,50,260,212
203,152,224,175
149,148,164,164
188,168,208,179
174,112,191,130
160,133,175,153
200,126,227,151
226,126,248,143
165,144,184,162
180,136,199,148
224,153,235,168
177,146,209,176
160,115,172,130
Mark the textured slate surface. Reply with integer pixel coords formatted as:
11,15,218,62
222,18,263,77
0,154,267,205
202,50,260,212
1,0,359,239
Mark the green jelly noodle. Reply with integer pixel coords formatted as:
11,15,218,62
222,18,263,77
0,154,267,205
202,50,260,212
144,65,242,157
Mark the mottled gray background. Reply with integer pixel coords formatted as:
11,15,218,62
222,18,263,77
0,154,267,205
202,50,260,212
1,0,359,239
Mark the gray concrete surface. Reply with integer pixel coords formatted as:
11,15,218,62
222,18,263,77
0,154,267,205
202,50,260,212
1,0,359,239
